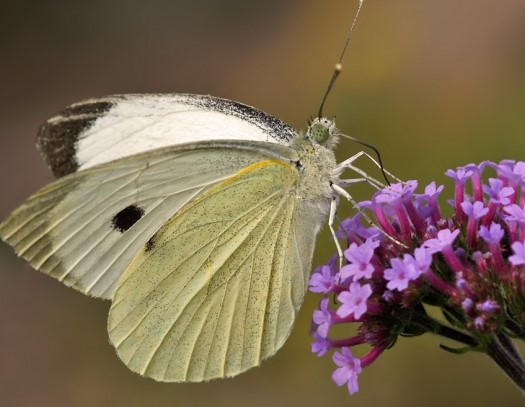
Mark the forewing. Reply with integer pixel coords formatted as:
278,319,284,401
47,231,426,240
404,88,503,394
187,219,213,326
0,142,298,299
37,94,296,177
108,160,316,382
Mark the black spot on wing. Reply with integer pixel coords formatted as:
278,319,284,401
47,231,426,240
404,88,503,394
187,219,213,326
145,232,157,252
36,100,115,178
185,94,296,143
112,205,145,233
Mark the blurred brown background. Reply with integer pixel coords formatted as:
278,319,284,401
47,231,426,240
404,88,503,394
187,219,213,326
1,1,525,406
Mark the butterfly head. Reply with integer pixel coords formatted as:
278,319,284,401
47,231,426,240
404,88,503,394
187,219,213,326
306,117,339,149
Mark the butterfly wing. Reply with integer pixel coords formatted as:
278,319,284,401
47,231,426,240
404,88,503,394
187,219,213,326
2,93,299,299
108,159,317,382
37,93,296,177
0,141,298,299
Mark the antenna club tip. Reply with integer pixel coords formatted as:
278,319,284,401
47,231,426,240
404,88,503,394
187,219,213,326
335,62,342,72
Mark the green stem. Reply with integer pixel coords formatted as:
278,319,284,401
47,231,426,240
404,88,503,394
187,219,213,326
497,332,524,368
487,336,525,391
434,324,478,347
413,309,525,389
505,319,524,337
414,313,477,347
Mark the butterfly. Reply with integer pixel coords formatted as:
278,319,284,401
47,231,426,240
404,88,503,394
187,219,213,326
1,2,380,384
0,92,378,382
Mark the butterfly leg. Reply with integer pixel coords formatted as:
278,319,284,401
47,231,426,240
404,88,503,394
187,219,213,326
331,182,407,249
328,196,345,269
335,151,402,186
331,182,377,229
328,178,370,269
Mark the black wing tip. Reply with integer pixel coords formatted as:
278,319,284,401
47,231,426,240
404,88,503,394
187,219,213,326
36,99,115,178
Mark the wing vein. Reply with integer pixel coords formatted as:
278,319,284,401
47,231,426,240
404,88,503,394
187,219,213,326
156,195,288,378
257,200,294,357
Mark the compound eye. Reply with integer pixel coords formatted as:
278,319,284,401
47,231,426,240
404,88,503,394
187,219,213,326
308,120,331,144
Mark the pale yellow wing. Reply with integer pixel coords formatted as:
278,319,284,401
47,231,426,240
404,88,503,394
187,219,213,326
108,159,317,382
0,141,297,299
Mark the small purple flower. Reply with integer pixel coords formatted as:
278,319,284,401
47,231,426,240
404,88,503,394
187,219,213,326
509,241,525,266
309,265,336,294
373,182,420,241
474,316,485,330
479,223,504,245
492,161,525,205
461,298,474,311
503,204,525,224
483,178,513,205
503,204,525,240
496,161,525,184
337,214,363,239
446,166,475,221
312,333,331,357
445,167,473,183
461,201,488,220
514,161,525,176
477,299,499,313
313,298,333,338
416,182,444,223
383,258,411,291
422,229,460,254
359,225,381,240
456,276,469,291
414,247,433,272
340,238,380,280
332,347,362,395
461,201,488,247
384,255,422,292
374,181,416,203
382,290,395,302
337,282,373,319
338,214,381,241
497,159,516,168
423,181,444,200
479,223,507,269
340,262,374,281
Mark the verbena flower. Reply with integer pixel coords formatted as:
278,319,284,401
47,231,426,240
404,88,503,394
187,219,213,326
309,160,525,395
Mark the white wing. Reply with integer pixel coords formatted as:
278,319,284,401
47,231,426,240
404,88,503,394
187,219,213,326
108,159,318,382
0,141,298,299
37,94,297,177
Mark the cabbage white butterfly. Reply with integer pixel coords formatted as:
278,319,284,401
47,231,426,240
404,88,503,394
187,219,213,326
0,1,377,383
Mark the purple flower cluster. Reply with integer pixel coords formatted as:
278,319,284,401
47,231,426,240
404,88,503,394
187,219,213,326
309,160,525,395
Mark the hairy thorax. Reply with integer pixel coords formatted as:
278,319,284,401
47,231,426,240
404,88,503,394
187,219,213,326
289,134,337,226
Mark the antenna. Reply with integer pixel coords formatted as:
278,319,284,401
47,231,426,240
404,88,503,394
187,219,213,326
318,0,364,118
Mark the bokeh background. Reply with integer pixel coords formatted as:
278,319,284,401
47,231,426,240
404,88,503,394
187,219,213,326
1,1,525,406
